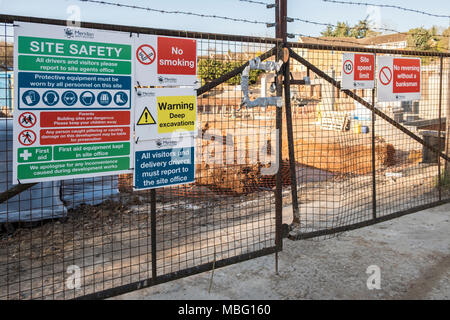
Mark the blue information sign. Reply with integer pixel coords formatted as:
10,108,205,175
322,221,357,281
134,143,195,190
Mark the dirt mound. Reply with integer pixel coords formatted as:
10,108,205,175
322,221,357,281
284,138,395,175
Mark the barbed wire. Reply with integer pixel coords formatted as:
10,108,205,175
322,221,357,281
76,0,447,51
290,17,450,38
238,0,271,6
322,0,450,19
78,0,270,25
290,32,438,51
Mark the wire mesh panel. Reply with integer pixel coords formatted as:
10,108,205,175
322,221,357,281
0,18,280,300
287,42,450,239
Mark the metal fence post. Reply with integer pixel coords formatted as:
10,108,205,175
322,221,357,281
372,86,377,219
274,0,283,274
438,57,444,200
151,189,157,280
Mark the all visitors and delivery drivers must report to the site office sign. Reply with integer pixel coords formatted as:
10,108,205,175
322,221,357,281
13,22,134,184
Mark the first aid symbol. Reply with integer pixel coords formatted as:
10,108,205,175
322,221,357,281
19,149,32,161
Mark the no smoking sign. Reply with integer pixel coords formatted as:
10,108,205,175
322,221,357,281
134,35,197,86
136,44,156,65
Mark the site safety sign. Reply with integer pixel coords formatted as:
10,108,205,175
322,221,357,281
134,88,197,141
341,53,375,90
13,22,133,183
377,56,421,102
134,136,195,190
134,35,197,86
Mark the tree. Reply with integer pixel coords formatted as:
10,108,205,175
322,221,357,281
321,22,351,37
407,27,440,52
320,17,378,38
0,42,13,70
437,27,450,52
198,58,264,86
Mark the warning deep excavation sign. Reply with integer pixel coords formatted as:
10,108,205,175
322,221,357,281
377,56,421,102
134,35,197,86
341,53,374,89
134,88,197,141
13,22,133,184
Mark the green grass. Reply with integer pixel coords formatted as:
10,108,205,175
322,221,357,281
436,172,450,189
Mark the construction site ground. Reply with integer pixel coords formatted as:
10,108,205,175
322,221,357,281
1,110,447,299
113,202,450,300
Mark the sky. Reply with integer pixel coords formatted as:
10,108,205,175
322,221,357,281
0,0,449,39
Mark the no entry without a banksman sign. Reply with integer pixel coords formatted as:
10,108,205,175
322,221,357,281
13,22,133,184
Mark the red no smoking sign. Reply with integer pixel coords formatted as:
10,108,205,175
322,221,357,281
136,44,156,65
157,37,196,75
135,35,198,86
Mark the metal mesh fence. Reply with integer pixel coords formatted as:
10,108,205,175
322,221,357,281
1,14,449,300
0,18,282,300
287,43,450,239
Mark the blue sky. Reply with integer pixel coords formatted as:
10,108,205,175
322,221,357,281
1,0,449,38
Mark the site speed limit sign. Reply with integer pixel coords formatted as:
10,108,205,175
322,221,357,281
341,53,375,90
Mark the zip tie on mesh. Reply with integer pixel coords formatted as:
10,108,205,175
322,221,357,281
240,57,283,110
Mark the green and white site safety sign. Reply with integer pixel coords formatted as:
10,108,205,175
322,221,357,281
13,22,134,183
12,21,199,189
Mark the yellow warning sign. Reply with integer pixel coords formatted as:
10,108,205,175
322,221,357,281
137,107,156,125
157,95,196,134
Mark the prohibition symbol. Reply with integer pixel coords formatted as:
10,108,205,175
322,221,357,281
18,130,36,146
19,112,37,128
136,44,156,65
379,66,392,86
137,107,156,125
343,60,353,75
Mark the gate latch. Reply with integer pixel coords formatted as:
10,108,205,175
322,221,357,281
240,57,283,109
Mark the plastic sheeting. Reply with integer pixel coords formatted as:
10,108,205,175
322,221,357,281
0,118,66,223
61,176,119,210
0,118,120,223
